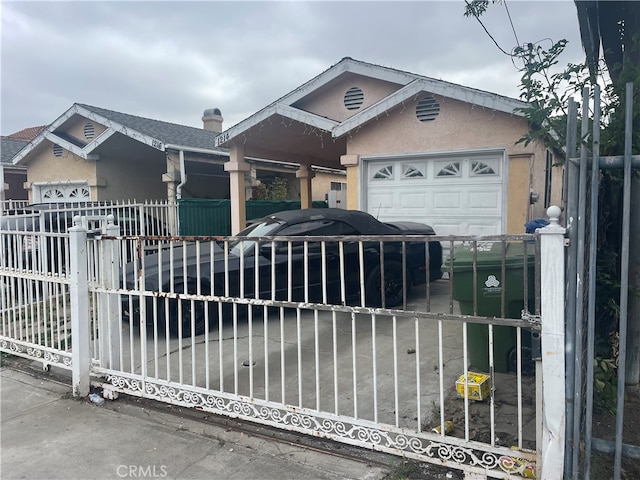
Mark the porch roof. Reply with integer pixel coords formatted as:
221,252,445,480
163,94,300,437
215,57,527,169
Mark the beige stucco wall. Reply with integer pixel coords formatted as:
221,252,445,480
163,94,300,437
63,117,108,143
25,141,99,202
96,154,167,201
311,171,346,202
294,75,400,123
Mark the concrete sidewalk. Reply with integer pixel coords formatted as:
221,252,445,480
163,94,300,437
0,359,392,480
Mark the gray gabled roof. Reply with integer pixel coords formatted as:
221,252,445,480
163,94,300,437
1,137,29,165
77,104,221,151
13,103,226,165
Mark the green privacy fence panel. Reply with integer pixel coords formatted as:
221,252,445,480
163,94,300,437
178,199,231,236
178,199,328,236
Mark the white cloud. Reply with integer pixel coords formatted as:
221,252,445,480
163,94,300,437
1,0,585,135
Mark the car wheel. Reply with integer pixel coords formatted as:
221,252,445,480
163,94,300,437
163,283,209,337
365,260,410,308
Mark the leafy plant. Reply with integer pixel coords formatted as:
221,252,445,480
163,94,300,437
250,177,289,201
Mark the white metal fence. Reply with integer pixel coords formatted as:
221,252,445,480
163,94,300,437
0,209,568,479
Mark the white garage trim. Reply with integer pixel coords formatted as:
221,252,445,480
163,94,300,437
360,148,508,236
32,181,91,204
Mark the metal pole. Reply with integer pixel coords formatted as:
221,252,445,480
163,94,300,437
564,97,579,479
572,86,590,478
584,84,601,479
613,81,634,479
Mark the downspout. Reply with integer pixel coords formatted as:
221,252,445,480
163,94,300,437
176,149,186,200
0,166,5,215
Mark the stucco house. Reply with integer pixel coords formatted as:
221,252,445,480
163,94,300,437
216,57,563,234
11,104,344,209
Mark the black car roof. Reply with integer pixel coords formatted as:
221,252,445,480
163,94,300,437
266,208,398,235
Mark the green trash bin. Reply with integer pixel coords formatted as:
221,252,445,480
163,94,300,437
445,242,535,373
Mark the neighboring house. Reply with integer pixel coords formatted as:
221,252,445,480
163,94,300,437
1,126,46,205
11,104,344,207
216,57,563,234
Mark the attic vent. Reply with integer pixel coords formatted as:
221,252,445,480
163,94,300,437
344,87,364,110
84,123,95,139
52,144,63,157
416,95,440,122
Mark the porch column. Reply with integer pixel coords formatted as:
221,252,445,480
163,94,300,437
162,151,180,235
296,165,315,209
538,205,566,477
340,154,360,210
224,144,250,234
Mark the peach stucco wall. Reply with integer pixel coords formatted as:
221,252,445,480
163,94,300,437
294,75,400,122
311,171,346,202
347,95,530,155
338,92,544,233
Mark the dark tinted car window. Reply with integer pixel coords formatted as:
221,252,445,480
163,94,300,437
277,220,358,237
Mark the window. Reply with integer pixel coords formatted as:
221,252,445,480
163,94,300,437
372,165,393,180
402,164,425,179
470,161,497,176
544,151,553,208
278,220,357,237
436,162,461,177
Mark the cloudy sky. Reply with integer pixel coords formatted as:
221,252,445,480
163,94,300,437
1,0,585,136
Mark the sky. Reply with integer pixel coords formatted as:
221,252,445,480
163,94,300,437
0,0,586,136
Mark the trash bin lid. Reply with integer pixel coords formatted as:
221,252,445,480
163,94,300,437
444,241,535,272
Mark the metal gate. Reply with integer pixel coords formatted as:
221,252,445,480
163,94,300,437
1,205,570,478
564,83,640,479
81,219,568,479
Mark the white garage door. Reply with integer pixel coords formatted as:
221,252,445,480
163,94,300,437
34,182,91,203
364,153,505,236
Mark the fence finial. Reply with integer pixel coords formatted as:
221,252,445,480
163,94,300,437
73,215,82,227
107,214,115,225
547,205,561,226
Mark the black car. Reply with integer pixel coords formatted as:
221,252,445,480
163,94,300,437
122,208,442,336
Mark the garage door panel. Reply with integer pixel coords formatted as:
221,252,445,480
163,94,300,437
399,193,427,208
468,190,501,209
365,154,504,236
368,192,395,210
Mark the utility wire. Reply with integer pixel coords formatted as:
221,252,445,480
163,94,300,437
503,0,521,48
464,0,514,57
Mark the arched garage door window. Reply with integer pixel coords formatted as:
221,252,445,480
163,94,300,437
34,182,91,203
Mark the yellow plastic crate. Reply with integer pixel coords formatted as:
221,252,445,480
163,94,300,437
455,371,491,401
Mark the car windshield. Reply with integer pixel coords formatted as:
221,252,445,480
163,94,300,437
228,218,284,257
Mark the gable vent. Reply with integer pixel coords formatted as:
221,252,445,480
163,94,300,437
84,122,95,139
344,87,364,110
52,144,63,157
416,95,440,122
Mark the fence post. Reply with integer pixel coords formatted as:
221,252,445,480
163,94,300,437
98,215,121,370
538,205,566,477
69,216,90,397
